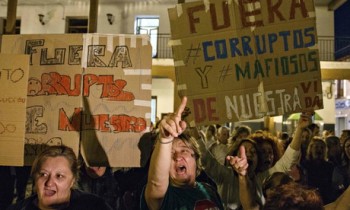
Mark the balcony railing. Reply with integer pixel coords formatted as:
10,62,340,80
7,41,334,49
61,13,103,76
319,36,335,61
335,37,350,60
155,33,172,58
155,34,350,62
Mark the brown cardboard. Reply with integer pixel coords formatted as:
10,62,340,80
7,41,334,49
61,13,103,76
169,0,316,38
168,0,322,126
80,34,152,167
1,34,152,167
0,54,29,166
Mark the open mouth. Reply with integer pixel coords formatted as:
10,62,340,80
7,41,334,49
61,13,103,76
44,189,56,196
176,165,187,174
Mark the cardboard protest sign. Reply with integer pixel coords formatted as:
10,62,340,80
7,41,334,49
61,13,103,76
168,0,323,126
0,54,29,166
1,34,152,167
80,34,152,167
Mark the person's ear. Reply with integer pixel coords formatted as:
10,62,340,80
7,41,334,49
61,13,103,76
70,177,76,188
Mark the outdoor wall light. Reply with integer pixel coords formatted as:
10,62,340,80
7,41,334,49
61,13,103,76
38,14,45,25
106,13,114,25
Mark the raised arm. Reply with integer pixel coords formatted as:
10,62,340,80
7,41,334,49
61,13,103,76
144,97,187,210
289,112,313,151
261,112,312,179
227,146,259,210
192,126,233,184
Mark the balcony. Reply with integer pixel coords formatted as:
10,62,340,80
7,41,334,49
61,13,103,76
335,37,350,60
155,33,173,59
155,34,350,62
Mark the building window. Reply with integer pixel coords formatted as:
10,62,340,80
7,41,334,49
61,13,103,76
336,80,344,99
1,18,21,34
135,16,159,57
65,17,88,33
151,96,157,124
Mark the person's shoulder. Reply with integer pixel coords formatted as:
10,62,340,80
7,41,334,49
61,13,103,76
197,181,217,193
196,182,224,209
71,189,103,200
334,163,348,174
69,189,113,210
7,195,37,210
209,142,220,151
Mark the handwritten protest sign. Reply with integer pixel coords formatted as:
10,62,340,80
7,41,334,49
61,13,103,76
0,54,29,166
1,34,152,167
168,0,323,126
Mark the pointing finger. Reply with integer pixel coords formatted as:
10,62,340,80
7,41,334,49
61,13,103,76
175,96,187,118
239,145,246,160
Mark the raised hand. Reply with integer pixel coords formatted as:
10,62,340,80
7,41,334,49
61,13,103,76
298,111,313,129
227,146,249,176
159,96,188,140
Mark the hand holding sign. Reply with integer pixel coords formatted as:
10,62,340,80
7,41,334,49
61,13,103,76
298,110,314,129
227,145,249,176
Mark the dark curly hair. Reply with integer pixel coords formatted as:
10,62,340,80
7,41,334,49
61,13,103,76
250,131,283,172
263,182,324,210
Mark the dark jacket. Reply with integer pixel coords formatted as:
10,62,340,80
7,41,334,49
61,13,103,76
78,167,120,210
7,189,113,210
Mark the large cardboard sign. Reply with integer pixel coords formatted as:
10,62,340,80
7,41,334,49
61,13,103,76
168,0,323,126
0,54,29,166
1,34,152,167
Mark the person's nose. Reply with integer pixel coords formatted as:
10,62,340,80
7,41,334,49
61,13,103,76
45,175,54,187
172,152,183,161
173,152,179,160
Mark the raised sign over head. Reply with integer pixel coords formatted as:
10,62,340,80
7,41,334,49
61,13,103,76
1,34,152,167
168,0,322,125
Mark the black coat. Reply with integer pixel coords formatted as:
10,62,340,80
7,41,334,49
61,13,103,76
7,189,113,210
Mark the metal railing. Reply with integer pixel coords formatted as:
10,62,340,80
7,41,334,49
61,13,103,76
156,33,172,58
335,37,350,60
155,34,350,61
318,36,335,61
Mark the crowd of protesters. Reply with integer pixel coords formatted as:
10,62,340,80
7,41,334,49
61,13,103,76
2,97,350,210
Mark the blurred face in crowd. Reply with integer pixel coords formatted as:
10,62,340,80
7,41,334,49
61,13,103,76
344,140,350,160
86,166,106,178
206,129,213,139
301,130,311,144
170,138,196,187
217,127,230,145
310,140,326,161
327,138,341,159
340,131,350,146
236,132,249,142
206,126,216,139
35,156,75,209
240,141,258,175
312,127,320,137
260,142,274,171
